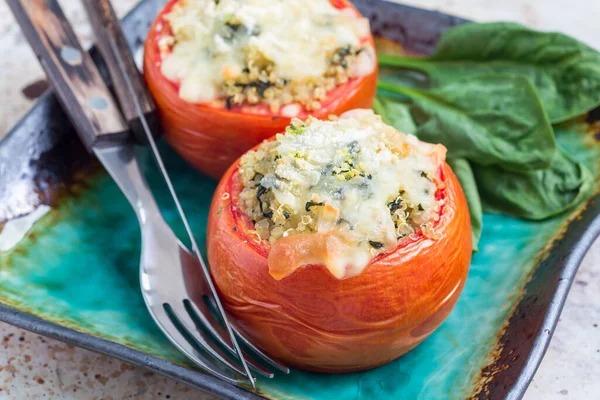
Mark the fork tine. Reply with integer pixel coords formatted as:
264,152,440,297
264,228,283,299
150,305,241,385
186,298,234,350
166,303,250,378
197,297,290,374
185,300,274,378
232,326,290,374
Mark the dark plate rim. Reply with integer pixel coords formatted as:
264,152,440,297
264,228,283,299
505,201,600,399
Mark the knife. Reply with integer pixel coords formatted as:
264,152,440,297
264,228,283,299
7,0,255,388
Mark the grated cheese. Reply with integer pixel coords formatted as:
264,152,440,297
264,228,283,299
159,0,374,107
238,109,447,279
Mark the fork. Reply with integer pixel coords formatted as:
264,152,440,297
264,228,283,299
8,0,288,388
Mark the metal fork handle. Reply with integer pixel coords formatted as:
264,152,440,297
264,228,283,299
94,146,162,223
7,0,129,150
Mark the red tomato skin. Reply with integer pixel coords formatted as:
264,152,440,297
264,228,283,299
143,0,379,180
207,155,472,373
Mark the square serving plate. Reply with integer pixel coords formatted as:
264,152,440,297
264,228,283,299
1,1,599,399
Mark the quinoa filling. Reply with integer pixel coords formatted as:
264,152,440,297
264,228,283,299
159,0,375,113
237,109,447,277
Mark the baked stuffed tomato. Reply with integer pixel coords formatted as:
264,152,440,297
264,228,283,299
144,0,378,179
207,109,472,372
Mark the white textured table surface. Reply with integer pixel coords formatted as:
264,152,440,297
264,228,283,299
0,0,599,399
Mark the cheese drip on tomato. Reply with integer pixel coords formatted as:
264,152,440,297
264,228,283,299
238,109,447,279
159,0,374,106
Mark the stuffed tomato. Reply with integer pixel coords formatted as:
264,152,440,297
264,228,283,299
144,0,378,179
207,110,472,372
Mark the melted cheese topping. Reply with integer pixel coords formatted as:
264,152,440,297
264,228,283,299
160,0,373,105
238,109,447,280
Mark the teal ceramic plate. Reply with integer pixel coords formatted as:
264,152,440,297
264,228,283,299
1,1,599,399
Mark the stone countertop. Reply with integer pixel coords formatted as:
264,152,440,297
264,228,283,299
0,0,598,399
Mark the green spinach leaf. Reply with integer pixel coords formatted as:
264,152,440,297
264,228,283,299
379,22,600,123
473,149,594,220
378,75,556,171
373,94,417,135
447,158,482,251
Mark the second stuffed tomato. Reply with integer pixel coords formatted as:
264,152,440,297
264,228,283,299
207,109,472,373
144,0,378,179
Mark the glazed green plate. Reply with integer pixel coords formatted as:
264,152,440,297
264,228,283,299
1,1,600,399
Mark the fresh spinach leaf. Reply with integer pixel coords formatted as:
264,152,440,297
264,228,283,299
473,149,594,220
447,158,482,251
378,75,556,171
379,22,600,123
373,94,417,135
378,66,428,91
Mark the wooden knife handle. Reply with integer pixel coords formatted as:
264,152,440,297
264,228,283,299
6,0,129,150
82,0,160,144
